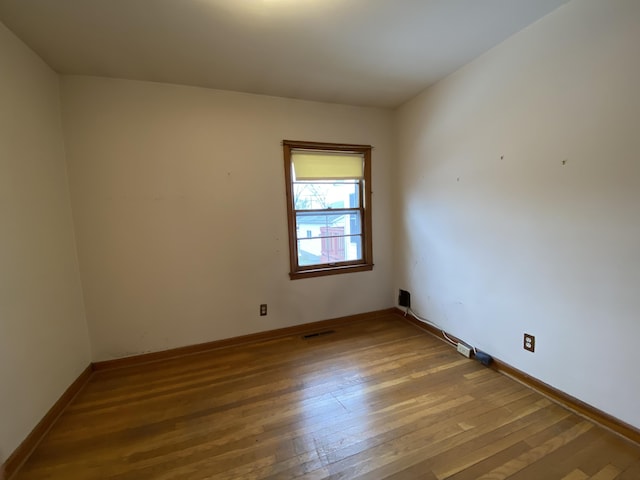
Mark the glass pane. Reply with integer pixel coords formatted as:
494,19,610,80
295,211,361,237
293,181,359,210
298,235,363,266
297,237,323,266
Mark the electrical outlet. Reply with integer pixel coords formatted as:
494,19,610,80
457,343,472,358
524,333,535,352
260,304,267,316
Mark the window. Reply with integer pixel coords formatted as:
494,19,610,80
283,140,373,279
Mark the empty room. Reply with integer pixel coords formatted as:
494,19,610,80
1,0,640,478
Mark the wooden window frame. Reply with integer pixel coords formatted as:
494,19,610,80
283,140,374,280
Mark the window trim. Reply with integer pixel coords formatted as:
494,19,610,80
283,140,373,280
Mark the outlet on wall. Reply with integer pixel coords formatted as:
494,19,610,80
260,304,267,316
524,333,535,352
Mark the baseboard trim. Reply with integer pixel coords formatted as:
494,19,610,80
393,307,640,445
93,308,396,371
492,356,640,444
2,365,93,479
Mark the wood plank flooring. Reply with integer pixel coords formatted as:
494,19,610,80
14,314,640,479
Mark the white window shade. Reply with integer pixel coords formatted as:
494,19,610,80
292,151,364,180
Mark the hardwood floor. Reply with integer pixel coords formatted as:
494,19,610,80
14,314,640,479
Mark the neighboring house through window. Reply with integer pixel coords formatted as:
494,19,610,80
282,140,373,279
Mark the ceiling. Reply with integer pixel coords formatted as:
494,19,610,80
0,0,569,108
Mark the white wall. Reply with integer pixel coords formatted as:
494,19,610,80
394,0,640,428
0,23,91,462
61,76,394,361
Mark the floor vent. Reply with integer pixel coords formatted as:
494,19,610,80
302,330,336,339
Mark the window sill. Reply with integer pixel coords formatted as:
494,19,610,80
289,263,373,280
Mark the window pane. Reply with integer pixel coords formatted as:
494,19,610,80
297,238,323,266
293,181,359,210
298,235,363,266
296,210,363,266
295,211,361,238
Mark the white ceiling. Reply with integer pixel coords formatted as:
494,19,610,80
0,0,569,108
